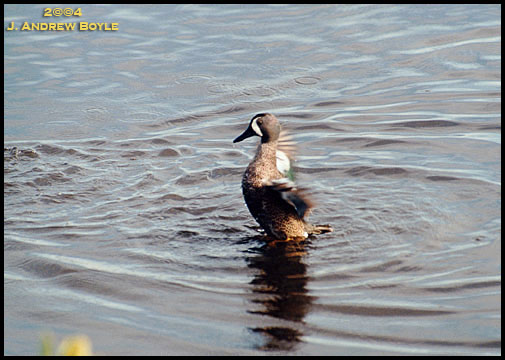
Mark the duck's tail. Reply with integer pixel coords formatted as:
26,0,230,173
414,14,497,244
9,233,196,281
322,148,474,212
306,223,333,235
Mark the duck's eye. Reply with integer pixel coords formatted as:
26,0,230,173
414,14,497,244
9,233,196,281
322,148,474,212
257,119,263,125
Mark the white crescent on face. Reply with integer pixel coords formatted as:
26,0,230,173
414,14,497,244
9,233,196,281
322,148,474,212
251,118,263,137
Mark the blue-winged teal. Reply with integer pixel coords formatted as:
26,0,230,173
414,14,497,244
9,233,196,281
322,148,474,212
233,113,333,240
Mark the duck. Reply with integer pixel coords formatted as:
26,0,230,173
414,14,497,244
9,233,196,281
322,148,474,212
233,113,333,240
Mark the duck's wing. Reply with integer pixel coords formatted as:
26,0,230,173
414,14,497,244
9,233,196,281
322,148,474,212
275,150,292,179
278,130,296,159
265,178,314,219
276,129,297,180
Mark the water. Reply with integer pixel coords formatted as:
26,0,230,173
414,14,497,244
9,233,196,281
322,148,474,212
4,4,501,355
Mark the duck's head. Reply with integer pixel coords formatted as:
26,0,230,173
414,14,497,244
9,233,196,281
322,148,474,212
233,113,281,144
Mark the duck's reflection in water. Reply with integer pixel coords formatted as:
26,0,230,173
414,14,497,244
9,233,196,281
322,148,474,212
245,238,314,351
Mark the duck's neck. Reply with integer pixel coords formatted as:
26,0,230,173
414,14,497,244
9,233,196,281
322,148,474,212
247,141,280,184
254,141,277,165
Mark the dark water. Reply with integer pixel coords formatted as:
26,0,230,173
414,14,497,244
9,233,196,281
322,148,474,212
4,4,501,355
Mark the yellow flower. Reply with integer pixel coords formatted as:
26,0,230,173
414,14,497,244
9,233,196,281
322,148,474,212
56,335,93,356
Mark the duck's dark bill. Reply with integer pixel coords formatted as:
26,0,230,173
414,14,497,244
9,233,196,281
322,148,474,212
233,126,256,143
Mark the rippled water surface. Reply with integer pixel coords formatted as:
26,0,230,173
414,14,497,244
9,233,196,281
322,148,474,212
4,4,501,355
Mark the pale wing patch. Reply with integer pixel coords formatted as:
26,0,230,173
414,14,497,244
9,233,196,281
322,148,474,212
276,150,291,176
